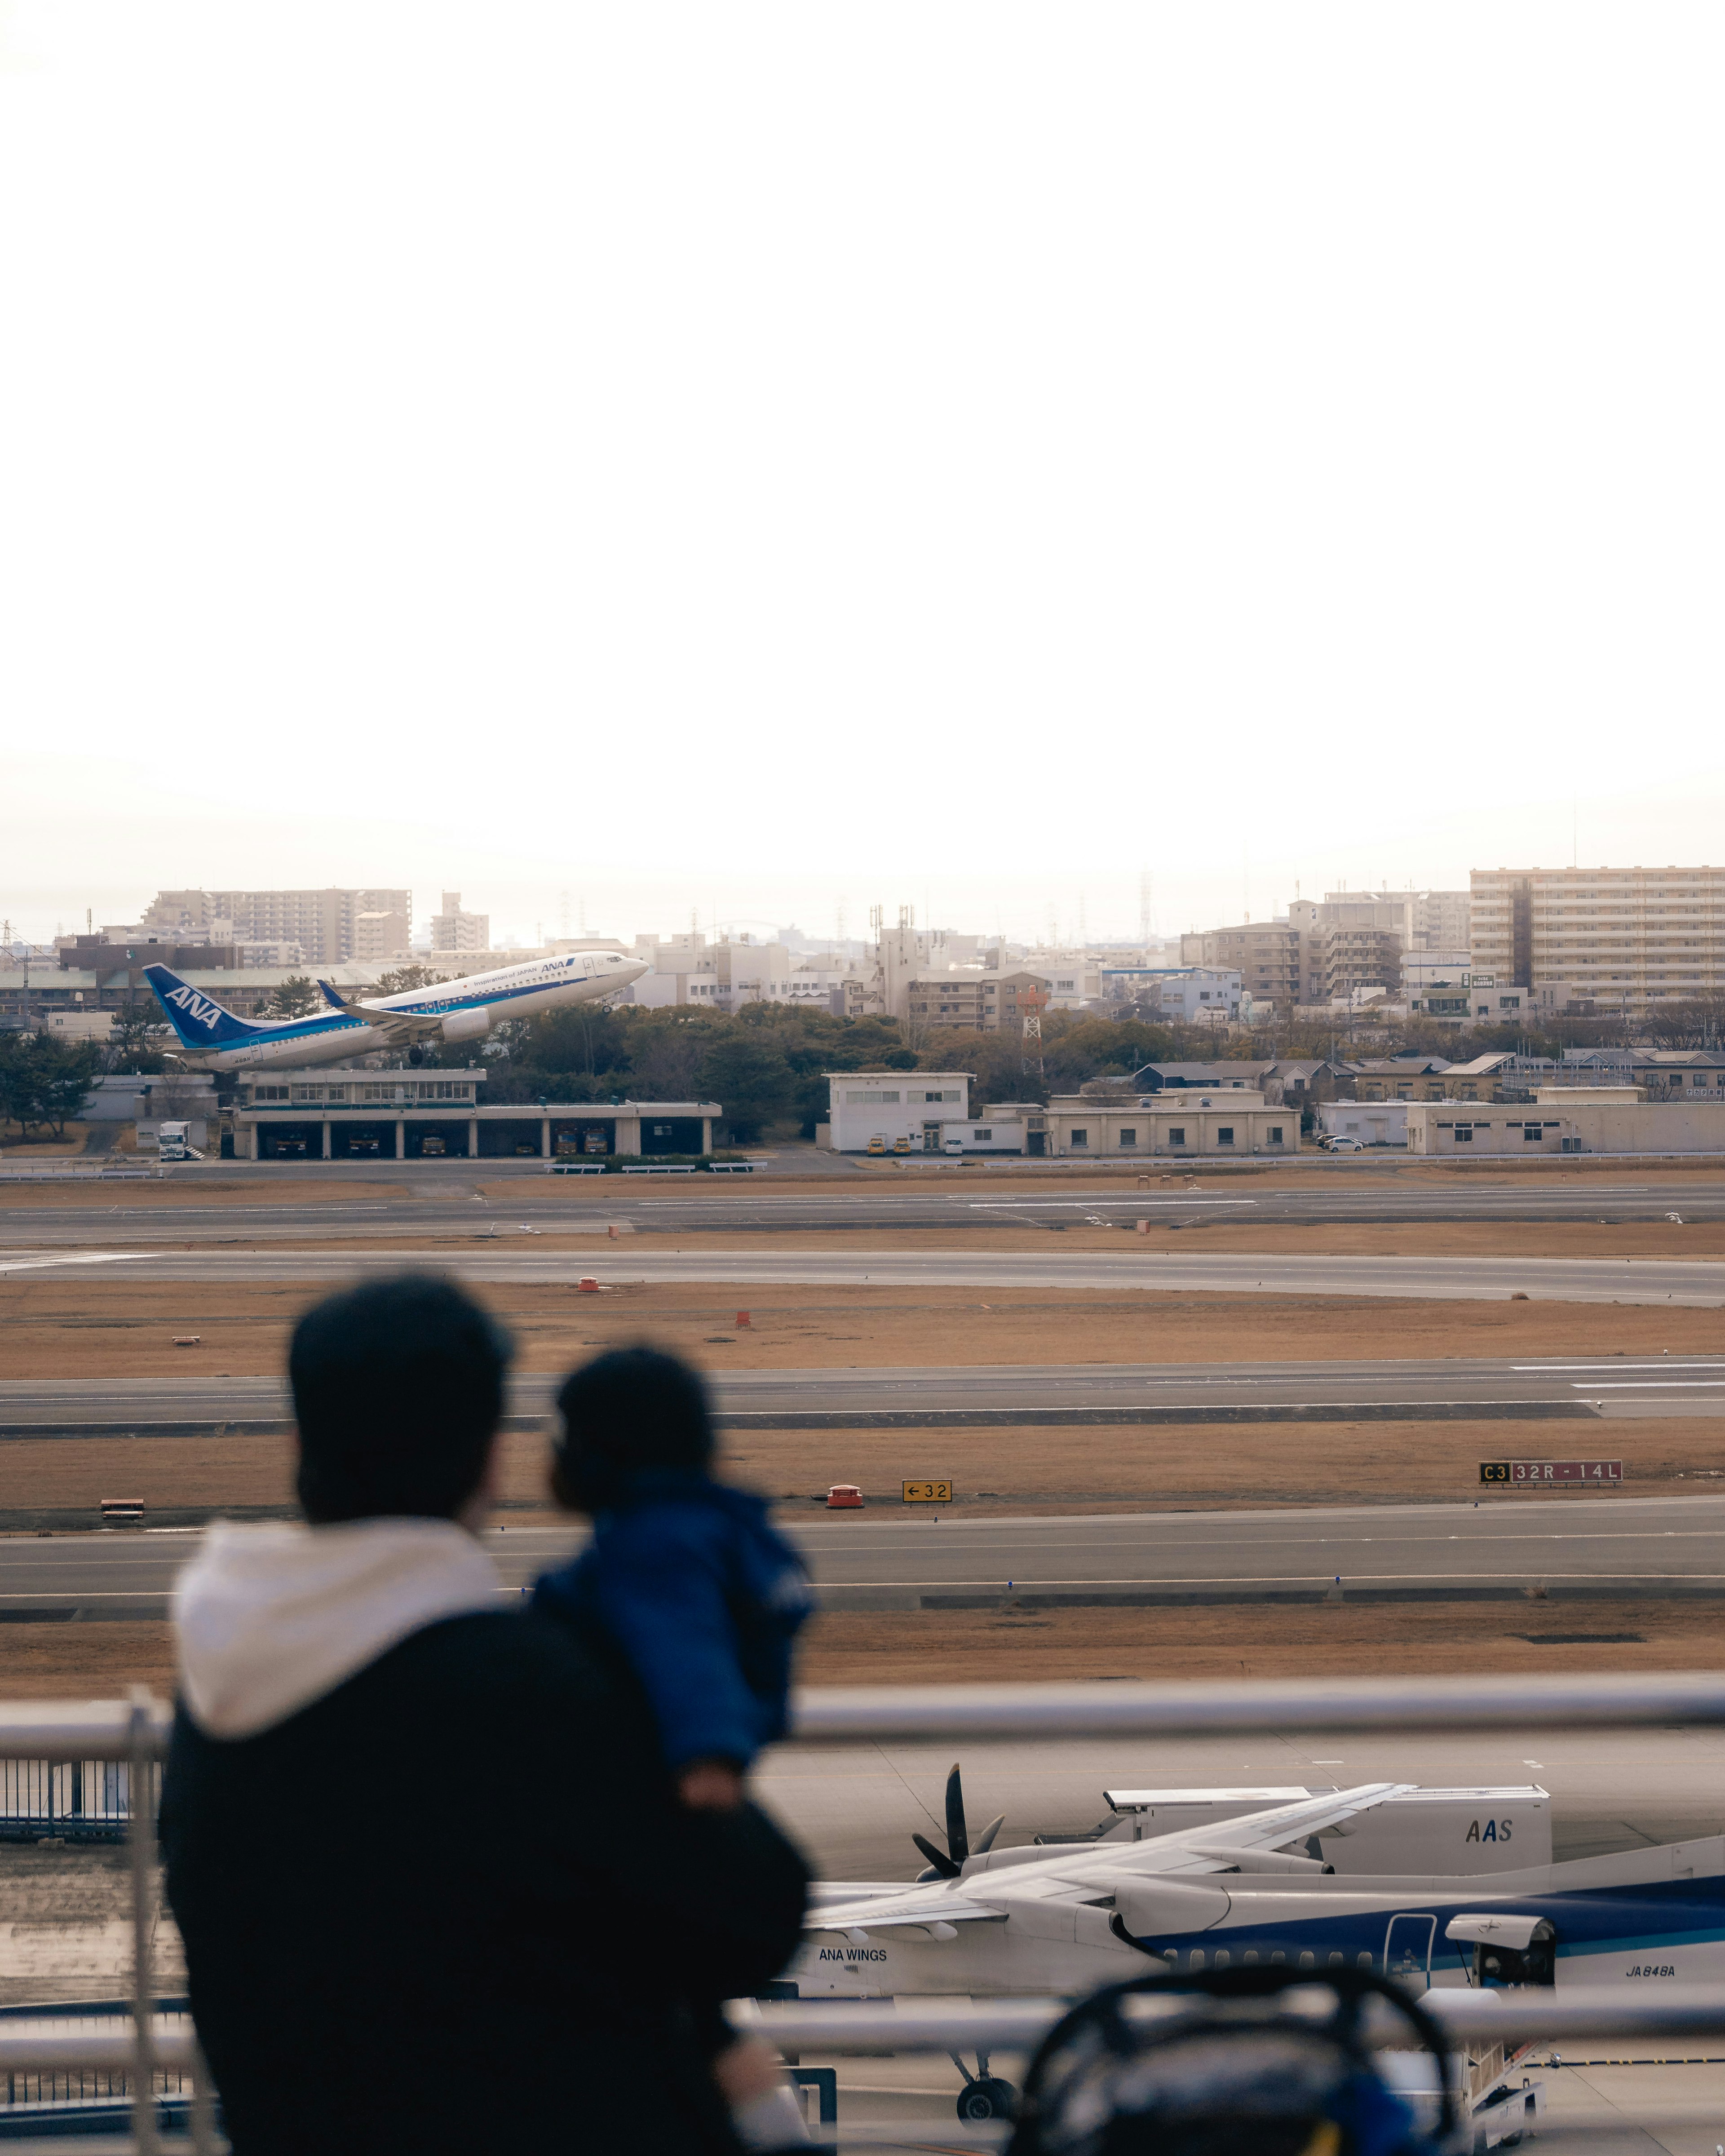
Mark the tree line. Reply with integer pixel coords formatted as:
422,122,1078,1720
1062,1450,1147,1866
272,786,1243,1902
17,971,1725,1149
0,1032,103,1141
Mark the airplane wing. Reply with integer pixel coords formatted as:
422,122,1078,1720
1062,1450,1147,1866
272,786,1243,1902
349,999,445,1040
805,1881,1010,1935
316,980,348,1011
1111,1783,1417,1876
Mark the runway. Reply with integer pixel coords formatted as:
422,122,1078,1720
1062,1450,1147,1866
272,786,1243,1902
1,1171,1725,1244
7,1353,1725,1439
7,1493,1722,1619
4,1242,1723,1303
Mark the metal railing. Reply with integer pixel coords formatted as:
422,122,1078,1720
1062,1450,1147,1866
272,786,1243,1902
0,1758,140,1842
13,1674,1725,2147
0,1692,213,2155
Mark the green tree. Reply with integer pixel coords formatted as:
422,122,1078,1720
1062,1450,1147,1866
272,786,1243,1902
916,1027,1044,1106
696,1032,796,1142
0,1034,101,1140
375,963,443,997
34,1036,102,1135
106,995,171,1074
0,1036,30,1138
260,975,320,1018
622,1008,718,1099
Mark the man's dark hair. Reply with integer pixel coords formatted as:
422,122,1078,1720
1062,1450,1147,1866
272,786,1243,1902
551,1345,714,1512
291,1276,512,1524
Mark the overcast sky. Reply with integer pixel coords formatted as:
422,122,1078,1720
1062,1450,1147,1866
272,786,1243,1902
3,4,1722,948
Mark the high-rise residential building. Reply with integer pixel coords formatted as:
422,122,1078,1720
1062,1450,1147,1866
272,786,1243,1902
429,892,489,953
1180,922,1305,1006
1289,890,1471,953
1469,866,1725,1014
1321,925,1403,1000
141,889,412,966
354,910,411,962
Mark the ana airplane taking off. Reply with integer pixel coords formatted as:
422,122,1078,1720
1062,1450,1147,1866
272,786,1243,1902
142,951,648,1072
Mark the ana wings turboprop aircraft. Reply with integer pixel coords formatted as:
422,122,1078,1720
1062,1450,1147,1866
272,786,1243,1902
791,1772,1725,2008
142,952,648,1072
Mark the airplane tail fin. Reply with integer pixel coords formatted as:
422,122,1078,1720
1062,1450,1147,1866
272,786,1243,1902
317,979,349,1011
142,964,265,1049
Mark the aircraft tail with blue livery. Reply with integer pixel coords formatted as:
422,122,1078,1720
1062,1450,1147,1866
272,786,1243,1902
143,947,647,1074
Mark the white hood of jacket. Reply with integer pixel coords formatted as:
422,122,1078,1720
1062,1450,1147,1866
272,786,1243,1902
174,1517,503,1739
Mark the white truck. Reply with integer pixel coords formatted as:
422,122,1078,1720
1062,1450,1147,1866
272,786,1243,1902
155,1120,203,1162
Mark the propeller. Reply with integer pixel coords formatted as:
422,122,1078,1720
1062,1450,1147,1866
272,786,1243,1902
912,1763,1006,1880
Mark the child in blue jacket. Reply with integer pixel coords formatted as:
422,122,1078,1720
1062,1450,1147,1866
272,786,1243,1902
531,1345,813,1811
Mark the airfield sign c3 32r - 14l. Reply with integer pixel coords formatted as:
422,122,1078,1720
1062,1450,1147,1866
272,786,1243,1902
1479,1459,1623,1485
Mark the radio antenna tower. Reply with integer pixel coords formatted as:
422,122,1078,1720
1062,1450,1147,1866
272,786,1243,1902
1021,985,1048,1081
1138,870,1152,948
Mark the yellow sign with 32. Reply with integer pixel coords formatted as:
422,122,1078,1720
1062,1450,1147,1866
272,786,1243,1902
902,1480,953,1504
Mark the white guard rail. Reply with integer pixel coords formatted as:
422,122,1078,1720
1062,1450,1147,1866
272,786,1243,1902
740,1988,1725,2054
16,1675,1725,2150
787,1670,1725,1740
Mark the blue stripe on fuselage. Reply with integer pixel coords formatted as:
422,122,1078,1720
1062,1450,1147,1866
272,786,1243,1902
382,972,595,1022
1124,1876,1725,1973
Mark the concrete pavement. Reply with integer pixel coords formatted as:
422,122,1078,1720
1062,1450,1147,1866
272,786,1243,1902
10,1354,1725,1438
2,1175,1725,1245
7,1493,1721,1618
3,1243,1722,1303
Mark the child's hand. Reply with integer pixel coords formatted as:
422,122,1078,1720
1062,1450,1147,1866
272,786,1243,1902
678,1759,745,1810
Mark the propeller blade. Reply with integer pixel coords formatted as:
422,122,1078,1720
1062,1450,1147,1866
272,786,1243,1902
911,1831,960,1880
945,1763,969,1866
974,1813,1006,1855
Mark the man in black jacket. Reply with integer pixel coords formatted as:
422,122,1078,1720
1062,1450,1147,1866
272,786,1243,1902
161,1275,809,2155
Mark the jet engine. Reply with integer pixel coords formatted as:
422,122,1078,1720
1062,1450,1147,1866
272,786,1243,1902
441,1008,492,1045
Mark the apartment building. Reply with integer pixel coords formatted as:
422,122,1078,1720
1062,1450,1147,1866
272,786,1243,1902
142,888,411,968
1469,866,1725,1014
1102,966,1242,1021
906,977,991,1029
1322,926,1402,1000
428,892,489,953
354,910,411,962
1290,890,1470,953
1180,922,1304,1006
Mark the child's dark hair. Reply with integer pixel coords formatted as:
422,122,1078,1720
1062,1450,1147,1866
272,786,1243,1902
551,1345,715,1512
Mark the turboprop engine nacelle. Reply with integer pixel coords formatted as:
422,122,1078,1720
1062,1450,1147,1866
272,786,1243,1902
1110,1877,1232,1938
1187,1844,1334,1875
441,1007,492,1044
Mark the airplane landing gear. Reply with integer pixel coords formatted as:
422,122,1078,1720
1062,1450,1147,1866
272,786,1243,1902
951,2054,1016,2124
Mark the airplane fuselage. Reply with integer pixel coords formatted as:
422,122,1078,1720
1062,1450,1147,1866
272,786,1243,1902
795,1835,1725,2000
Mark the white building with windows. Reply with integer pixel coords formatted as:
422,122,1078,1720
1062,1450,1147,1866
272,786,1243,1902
1101,966,1242,1021
820,1071,972,1152
1042,1090,1298,1159
429,892,489,953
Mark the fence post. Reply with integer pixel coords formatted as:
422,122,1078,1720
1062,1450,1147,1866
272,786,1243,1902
190,2035,220,2156
128,1687,159,2156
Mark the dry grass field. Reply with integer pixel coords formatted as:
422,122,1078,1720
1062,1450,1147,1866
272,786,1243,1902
2,1273,1724,1381
5,1160,1725,1699
9,1595,1725,1702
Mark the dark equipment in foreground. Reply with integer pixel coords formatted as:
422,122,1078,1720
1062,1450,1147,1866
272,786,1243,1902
1007,1964,1459,2156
